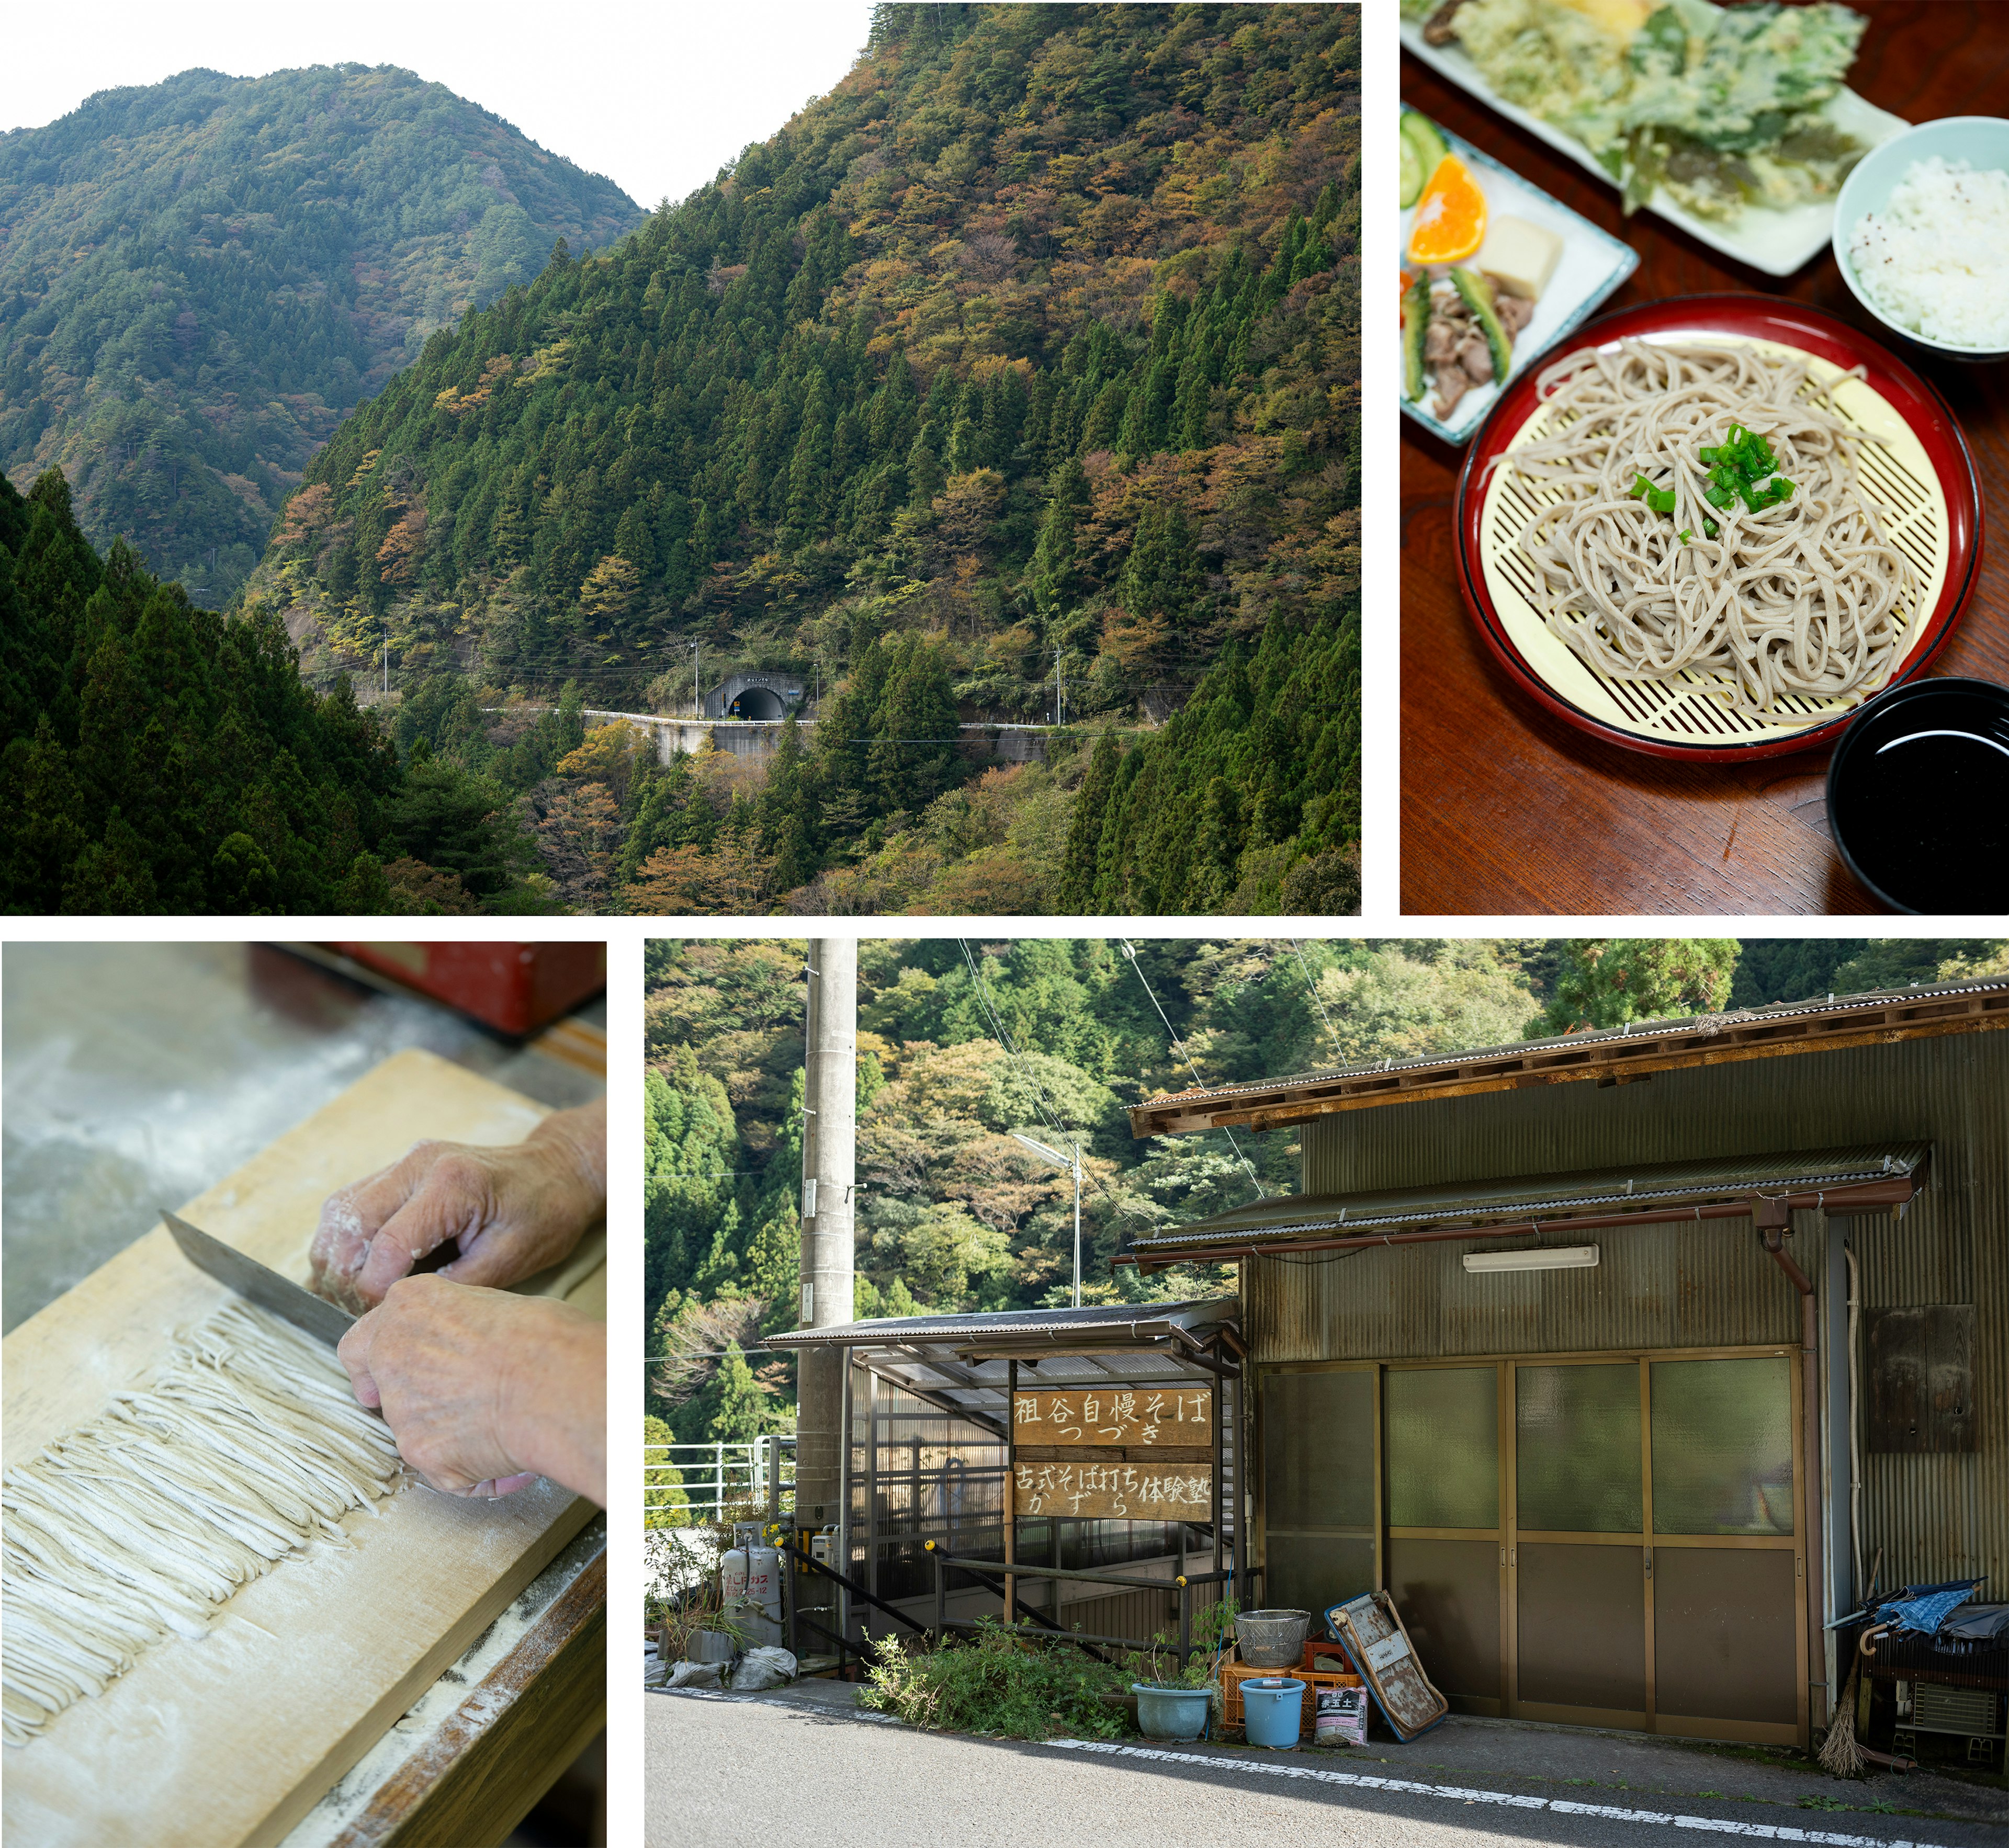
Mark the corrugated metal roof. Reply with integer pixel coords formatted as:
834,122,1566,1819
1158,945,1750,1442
766,1298,1236,1348
1129,977,2009,1128
766,1300,1240,1431
1130,1144,1932,1253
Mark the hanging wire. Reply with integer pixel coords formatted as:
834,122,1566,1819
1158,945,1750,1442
954,939,1154,1254
1119,940,1265,1202
1289,937,1346,1067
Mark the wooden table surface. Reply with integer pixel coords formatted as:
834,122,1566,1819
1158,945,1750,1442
1399,2,2009,916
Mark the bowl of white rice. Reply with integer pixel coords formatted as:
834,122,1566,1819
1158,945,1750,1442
1834,115,2009,361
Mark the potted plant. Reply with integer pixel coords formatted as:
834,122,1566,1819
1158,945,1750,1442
1126,1598,1236,1742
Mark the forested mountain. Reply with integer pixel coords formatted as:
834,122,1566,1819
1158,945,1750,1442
1,65,642,608
643,937,1525,1436
254,3,1361,914
0,468,571,914
641,934,2006,1436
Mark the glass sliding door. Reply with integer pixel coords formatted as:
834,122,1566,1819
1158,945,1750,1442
1256,1345,1804,1745
1383,1364,1505,1714
1512,1361,1647,1723
1505,1351,1801,1742
1258,1367,1378,1615
1646,1356,1802,1738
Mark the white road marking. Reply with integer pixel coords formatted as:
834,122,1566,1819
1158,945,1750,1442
652,1690,1952,1847
1047,1740,1947,1847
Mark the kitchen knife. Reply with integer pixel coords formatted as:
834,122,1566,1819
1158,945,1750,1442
161,1208,356,1348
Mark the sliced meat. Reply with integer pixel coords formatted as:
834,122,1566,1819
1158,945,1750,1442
1424,319,1461,364
1457,333,1493,382
1495,293,1535,336
1432,364,1473,419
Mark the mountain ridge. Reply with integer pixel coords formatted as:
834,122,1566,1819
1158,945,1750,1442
1,63,645,606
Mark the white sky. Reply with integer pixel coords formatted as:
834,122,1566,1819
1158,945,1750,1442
1,2,878,210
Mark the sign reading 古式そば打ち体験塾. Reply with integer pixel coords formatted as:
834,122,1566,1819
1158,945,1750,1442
1011,1459,1213,1520
1010,1387,1212,1445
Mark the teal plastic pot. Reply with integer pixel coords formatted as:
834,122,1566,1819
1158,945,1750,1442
1131,1682,1209,1741
1241,1676,1305,1749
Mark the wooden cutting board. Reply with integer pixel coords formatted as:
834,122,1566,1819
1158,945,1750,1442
2,1048,605,1848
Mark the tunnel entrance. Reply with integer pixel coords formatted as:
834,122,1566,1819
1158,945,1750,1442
726,685,787,720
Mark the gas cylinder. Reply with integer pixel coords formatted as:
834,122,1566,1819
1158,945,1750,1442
720,1528,750,1604
745,1537,781,1626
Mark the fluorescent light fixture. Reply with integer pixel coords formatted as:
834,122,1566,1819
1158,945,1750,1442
1462,1245,1600,1274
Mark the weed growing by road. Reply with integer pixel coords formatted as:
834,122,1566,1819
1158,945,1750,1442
862,1622,1130,1739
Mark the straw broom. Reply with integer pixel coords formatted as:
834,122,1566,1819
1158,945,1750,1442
1821,1546,1886,1779
1819,1638,1870,1777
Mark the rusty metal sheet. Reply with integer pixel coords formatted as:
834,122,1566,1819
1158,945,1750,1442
1010,1458,1212,1521
1011,1386,1212,1445
1867,1305,1977,1453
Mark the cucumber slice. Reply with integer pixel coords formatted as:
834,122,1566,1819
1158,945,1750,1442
1451,268,1513,387
1399,110,1450,209
1402,275,1431,402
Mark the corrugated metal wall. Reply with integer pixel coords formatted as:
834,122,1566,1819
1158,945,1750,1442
1262,1029,2007,1595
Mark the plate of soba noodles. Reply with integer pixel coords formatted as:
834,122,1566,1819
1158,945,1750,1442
1453,293,1983,761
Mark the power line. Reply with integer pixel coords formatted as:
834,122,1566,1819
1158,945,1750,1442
954,937,1138,1241
1290,937,1345,1066
1119,939,1265,1202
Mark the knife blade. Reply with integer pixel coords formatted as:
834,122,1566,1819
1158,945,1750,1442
161,1209,356,1348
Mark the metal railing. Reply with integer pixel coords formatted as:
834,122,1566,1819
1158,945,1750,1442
645,1434,795,1521
920,1532,1252,1669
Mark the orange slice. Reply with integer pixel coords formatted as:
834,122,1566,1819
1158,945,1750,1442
1407,155,1486,265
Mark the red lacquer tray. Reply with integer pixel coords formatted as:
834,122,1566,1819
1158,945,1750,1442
1453,293,1984,763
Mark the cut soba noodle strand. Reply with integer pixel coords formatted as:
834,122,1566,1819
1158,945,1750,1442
1497,339,1915,716
2,1301,403,1747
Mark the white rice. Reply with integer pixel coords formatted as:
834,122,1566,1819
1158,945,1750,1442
1846,155,2009,350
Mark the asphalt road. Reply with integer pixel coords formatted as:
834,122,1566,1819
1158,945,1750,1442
643,1688,2004,1848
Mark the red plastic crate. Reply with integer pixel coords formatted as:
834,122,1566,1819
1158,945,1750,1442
330,942,605,1036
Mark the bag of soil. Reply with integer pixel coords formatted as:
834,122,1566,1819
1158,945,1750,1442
1315,1684,1369,1747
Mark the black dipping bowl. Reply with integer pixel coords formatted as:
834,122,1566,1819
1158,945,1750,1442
1827,677,2009,915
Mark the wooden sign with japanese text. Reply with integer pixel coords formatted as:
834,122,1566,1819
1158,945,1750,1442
1012,1458,1213,1521
1011,1386,1212,1445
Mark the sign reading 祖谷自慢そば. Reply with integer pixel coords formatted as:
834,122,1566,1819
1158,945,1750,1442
1010,1387,1212,1444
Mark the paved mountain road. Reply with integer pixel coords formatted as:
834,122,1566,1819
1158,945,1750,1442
644,1688,2001,1848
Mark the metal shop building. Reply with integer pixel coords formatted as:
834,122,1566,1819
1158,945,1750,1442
1123,977,2007,1754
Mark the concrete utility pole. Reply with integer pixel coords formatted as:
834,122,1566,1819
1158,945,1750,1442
793,937,856,1530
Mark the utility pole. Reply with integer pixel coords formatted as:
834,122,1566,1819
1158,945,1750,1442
1055,645,1065,729
794,938,856,1533
382,623,389,698
690,639,701,719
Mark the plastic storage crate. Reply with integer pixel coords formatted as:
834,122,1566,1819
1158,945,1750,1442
1222,1659,1361,1742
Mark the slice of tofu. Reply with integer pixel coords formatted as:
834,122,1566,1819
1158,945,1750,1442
1475,216,1563,301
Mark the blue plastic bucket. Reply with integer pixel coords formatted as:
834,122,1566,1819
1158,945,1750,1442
1241,1676,1305,1749
1132,1682,1210,1741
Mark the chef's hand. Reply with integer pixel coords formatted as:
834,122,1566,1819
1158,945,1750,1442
336,1275,606,1505
311,1096,605,1310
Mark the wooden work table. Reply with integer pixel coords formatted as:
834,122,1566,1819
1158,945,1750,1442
1399,2,2009,915
3,1048,606,1848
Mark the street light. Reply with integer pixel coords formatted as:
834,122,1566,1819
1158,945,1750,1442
1011,1130,1082,1309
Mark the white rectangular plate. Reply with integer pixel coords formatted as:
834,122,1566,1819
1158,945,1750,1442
1400,17,1910,278
1401,126,1639,446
